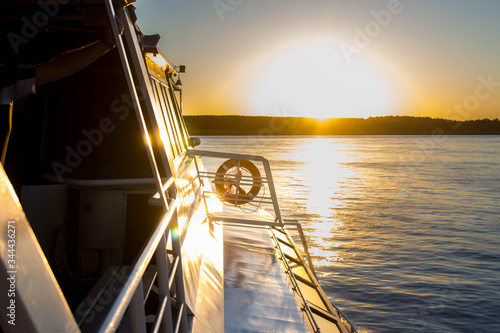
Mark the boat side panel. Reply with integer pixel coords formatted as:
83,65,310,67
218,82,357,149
182,212,224,333
180,158,224,332
0,165,78,333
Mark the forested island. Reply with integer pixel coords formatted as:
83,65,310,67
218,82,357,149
183,116,500,136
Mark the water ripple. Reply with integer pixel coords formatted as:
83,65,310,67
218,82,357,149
200,136,500,332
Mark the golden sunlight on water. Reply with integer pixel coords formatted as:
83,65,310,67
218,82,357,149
200,136,500,332
299,139,357,213
288,138,363,268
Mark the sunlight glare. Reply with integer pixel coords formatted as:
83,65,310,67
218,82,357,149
297,138,356,217
250,39,398,118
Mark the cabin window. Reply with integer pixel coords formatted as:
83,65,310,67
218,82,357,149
166,76,190,149
150,77,188,159
158,81,184,152
150,79,178,158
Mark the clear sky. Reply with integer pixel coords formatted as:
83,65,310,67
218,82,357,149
134,0,500,120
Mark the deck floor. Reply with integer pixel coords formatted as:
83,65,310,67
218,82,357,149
223,224,308,332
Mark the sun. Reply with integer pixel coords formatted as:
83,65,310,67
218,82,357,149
249,39,399,119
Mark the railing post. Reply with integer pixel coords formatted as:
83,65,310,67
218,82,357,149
155,233,174,333
295,223,318,279
262,159,283,223
129,281,147,333
107,1,171,209
170,210,189,333
97,202,178,333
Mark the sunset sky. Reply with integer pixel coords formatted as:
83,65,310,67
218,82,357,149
135,0,500,120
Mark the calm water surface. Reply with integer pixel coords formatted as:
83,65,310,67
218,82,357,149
199,135,500,333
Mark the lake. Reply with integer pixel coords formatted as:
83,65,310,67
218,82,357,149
198,135,500,333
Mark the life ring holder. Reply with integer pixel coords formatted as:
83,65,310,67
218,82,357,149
214,159,262,206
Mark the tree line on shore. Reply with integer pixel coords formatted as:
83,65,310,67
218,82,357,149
183,115,500,135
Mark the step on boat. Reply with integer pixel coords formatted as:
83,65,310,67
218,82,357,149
0,1,357,332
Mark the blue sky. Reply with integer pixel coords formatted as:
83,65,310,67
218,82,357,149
135,0,500,120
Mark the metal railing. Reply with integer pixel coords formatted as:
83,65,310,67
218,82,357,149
187,149,283,224
190,149,358,333
188,149,323,332
282,219,319,279
268,230,322,333
95,3,190,332
92,191,188,333
269,225,358,333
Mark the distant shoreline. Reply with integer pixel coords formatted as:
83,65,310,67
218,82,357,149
183,115,500,136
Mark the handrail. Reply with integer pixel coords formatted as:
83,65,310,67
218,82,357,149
98,199,178,333
105,0,171,210
187,149,268,162
187,149,282,223
174,303,186,333
268,231,321,333
282,220,319,279
151,296,169,333
42,174,160,188
278,222,358,333
330,303,359,333
101,3,189,333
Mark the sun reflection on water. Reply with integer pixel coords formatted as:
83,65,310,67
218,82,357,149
289,138,362,267
308,222,345,268
198,136,500,332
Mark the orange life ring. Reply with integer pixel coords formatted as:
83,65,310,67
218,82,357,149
214,159,261,205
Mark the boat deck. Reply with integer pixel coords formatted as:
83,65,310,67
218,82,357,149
223,224,308,332
181,193,307,332
184,182,353,333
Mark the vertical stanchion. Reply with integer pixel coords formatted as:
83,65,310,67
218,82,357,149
262,160,283,224
103,0,168,209
129,281,147,333
155,233,174,333
170,209,188,333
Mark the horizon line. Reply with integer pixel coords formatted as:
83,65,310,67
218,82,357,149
183,115,500,122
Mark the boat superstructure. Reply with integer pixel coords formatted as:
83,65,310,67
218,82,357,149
0,1,357,332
